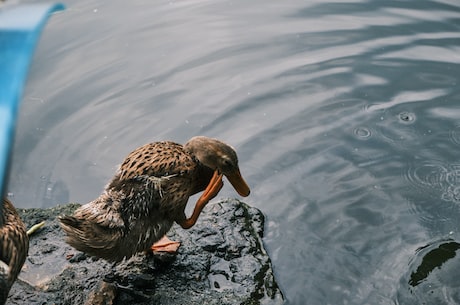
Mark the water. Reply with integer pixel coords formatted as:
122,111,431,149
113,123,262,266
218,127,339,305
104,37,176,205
7,0,460,304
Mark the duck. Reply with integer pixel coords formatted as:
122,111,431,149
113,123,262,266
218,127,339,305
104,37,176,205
0,198,29,305
59,136,250,263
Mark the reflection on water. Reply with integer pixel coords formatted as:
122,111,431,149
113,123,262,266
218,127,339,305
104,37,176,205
8,0,460,304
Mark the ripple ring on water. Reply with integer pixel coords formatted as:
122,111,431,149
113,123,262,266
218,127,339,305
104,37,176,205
449,125,460,145
405,161,448,191
405,161,460,203
353,127,372,140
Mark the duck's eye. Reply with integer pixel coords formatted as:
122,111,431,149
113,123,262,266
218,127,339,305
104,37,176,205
223,159,232,168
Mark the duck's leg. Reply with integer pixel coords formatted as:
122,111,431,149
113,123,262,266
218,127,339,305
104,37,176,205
150,170,223,253
178,170,223,229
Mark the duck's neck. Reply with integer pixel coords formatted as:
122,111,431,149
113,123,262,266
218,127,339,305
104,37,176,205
191,164,214,195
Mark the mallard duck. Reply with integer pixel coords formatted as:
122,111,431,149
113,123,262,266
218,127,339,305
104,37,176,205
0,198,29,305
59,136,250,262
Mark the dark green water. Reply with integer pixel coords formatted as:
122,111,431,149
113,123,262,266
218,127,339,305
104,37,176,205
7,0,460,304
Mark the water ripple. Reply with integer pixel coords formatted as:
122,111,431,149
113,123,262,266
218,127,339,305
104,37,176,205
366,89,448,111
405,161,460,203
449,124,460,145
353,126,372,140
418,72,457,86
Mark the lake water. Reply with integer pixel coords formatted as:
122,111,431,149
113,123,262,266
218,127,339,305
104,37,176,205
7,0,460,304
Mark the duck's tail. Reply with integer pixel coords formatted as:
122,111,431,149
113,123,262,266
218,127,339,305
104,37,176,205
59,215,83,249
59,215,81,232
58,214,126,262
58,215,94,249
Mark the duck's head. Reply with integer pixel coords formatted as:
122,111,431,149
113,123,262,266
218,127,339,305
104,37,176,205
184,136,250,197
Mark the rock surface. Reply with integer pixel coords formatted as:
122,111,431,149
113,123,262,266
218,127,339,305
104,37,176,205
7,199,283,305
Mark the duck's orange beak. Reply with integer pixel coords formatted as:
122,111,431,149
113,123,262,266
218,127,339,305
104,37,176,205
225,168,250,197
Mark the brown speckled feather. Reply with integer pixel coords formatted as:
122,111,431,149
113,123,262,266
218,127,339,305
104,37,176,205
0,198,29,305
60,141,213,262
119,141,196,180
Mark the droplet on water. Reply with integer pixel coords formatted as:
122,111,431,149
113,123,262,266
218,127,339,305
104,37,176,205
398,112,416,124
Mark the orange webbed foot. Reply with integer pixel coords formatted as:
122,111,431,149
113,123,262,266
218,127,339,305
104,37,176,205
178,170,223,229
201,169,224,202
150,235,181,254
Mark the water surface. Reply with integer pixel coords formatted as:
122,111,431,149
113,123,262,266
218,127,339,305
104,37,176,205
8,0,460,304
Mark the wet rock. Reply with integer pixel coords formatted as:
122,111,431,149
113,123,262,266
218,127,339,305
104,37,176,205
7,199,283,305
397,239,460,305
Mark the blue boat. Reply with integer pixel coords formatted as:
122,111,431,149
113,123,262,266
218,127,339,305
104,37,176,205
0,3,64,224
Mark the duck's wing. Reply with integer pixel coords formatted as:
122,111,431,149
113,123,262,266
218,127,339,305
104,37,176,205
118,141,197,180
110,141,200,218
